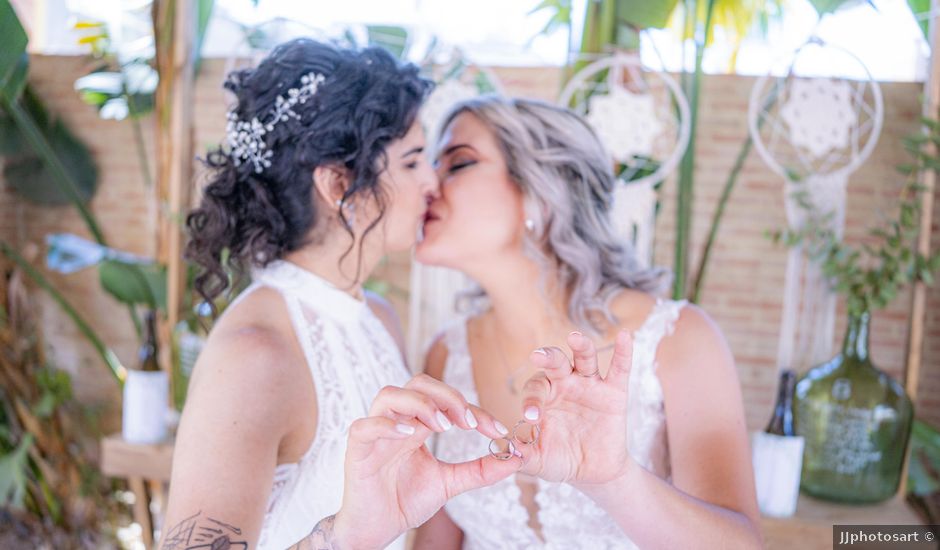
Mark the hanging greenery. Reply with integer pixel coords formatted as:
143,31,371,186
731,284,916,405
768,119,940,316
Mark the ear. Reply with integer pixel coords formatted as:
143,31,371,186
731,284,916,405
313,165,350,208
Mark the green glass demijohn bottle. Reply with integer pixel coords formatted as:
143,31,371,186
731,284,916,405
793,310,914,503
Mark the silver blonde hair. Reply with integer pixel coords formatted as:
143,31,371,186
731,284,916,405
440,95,672,336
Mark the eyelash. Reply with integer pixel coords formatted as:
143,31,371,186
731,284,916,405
449,160,474,173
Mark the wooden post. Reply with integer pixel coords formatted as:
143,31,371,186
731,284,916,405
898,0,939,499
153,0,197,400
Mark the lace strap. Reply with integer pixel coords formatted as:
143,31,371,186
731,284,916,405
637,298,688,357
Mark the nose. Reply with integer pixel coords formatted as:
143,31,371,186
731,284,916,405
421,159,440,200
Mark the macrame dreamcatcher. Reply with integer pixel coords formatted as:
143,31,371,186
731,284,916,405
406,54,505,370
558,52,691,267
748,37,883,374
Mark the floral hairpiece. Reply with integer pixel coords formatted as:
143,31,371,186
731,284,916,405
225,72,327,174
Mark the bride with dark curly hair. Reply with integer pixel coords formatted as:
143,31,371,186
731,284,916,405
160,39,523,550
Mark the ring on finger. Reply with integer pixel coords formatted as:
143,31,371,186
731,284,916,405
488,437,517,461
512,420,541,446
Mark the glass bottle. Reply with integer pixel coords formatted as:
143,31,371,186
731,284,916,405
794,310,914,503
138,310,160,372
766,370,797,436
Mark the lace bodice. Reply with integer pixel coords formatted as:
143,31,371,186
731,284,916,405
230,260,412,550
431,298,687,550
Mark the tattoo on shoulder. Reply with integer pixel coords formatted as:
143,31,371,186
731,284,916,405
160,511,248,550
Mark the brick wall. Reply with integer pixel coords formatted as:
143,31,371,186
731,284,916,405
2,56,937,434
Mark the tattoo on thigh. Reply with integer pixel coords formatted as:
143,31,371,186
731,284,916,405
160,511,248,550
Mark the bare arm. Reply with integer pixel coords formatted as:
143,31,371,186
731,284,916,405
160,323,307,549
412,336,465,550
577,305,763,549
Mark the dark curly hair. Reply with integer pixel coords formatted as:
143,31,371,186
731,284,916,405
186,38,432,308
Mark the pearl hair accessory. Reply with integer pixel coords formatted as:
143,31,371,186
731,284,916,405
226,72,327,174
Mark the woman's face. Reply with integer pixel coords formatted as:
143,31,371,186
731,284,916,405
359,120,439,253
415,112,526,268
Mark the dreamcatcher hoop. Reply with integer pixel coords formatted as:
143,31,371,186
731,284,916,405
558,53,691,190
748,38,884,182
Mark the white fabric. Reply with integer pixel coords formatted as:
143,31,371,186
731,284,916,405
775,172,847,372
227,260,412,550
431,297,687,550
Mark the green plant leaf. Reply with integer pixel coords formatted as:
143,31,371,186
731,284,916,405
614,0,680,29
906,0,930,39
0,433,33,510
0,0,29,94
807,0,873,15
366,25,409,59
99,259,167,311
3,88,98,205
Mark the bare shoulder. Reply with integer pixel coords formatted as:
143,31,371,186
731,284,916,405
186,286,309,432
656,302,734,375
365,290,406,359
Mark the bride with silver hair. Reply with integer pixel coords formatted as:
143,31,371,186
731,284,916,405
413,96,763,549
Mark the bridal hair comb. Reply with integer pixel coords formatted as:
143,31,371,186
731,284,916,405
225,72,327,174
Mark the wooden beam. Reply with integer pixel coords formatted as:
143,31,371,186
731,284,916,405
153,0,197,398
899,0,940,498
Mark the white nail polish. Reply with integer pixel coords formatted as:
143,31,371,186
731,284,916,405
396,423,415,435
494,421,509,435
524,406,539,421
465,409,478,428
436,411,452,431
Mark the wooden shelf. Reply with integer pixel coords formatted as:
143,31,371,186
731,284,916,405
100,433,174,483
761,493,924,550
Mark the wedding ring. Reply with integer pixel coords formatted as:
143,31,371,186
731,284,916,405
512,420,540,446
575,368,600,377
488,437,517,461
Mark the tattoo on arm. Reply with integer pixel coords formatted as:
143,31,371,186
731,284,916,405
160,511,248,550
289,515,342,550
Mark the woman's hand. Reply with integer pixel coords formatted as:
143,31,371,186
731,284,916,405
332,374,522,550
514,330,638,488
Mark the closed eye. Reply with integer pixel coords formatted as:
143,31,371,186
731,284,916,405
449,160,475,173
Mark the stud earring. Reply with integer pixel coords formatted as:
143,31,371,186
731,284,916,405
524,218,535,231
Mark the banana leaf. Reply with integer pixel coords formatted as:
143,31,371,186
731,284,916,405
0,0,104,241
2,88,98,205
99,259,166,311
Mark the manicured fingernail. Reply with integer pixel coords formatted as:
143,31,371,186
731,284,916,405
465,409,478,428
436,410,452,431
533,348,549,356
524,406,539,421
569,331,582,339
494,420,509,435
513,447,524,458
396,423,415,435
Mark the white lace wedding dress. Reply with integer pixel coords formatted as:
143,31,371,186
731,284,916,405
431,297,687,550
229,260,412,550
